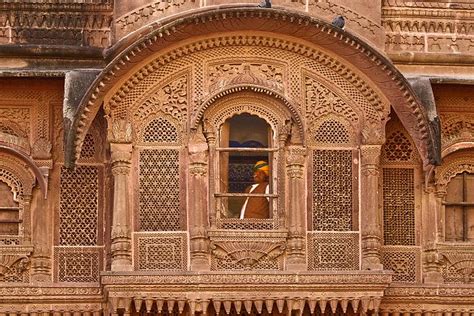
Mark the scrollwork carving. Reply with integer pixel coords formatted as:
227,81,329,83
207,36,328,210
31,138,52,159
210,241,285,269
305,77,359,125
135,75,188,123
109,119,133,143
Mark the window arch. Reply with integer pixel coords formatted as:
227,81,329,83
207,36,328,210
0,154,35,246
203,92,294,231
436,153,474,243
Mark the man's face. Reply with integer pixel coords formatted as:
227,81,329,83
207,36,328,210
253,170,268,183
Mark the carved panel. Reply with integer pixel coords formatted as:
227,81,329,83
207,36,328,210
206,61,285,94
307,232,360,271
54,246,103,283
383,1,474,57
381,246,421,283
0,108,30,139
131,74,189,123
305,76,360,126
440,113,474,152
311,150,354,231
211,241,285,271
0,2,112,47
114,0,198,39
440,248,474,283
133,232,187,271
209,232,286,271
138,148,183,231
59,166,100,246
382,168,415,246
0,246,32,283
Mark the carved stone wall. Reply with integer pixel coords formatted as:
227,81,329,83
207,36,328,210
383,0,474,63
0,1,113,47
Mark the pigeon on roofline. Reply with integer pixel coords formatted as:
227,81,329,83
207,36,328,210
332,15,345,29
258,0,271,8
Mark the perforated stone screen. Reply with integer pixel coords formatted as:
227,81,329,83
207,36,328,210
307,232,359,270
134,232,187,271
312,150,353,231
59,166,99,246
381,246,420,283
383,131,413,162
314,120,350,145
383,168,415,245
55,246,102,282
138,149,182,231
142,117,178,143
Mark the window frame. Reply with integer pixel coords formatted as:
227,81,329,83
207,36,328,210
213,114,280,228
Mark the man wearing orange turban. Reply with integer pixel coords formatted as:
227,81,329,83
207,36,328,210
239,161,270,219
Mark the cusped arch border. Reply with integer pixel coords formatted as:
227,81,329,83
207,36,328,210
65,6,438,169
436,157,474,189
0,145,47,198
192,84,304,141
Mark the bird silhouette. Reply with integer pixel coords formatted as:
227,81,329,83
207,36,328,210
258,0,271,8
332,15,345,29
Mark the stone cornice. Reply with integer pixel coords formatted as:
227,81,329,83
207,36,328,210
65,6,437,171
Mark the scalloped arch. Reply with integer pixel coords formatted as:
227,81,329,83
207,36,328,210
192,84,304,142
65,6,437,169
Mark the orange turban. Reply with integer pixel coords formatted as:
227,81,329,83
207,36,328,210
253,161,269,176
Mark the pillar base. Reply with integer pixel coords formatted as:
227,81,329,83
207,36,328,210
111,260,133,271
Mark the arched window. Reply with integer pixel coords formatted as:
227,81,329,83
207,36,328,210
217,113,275,220
0,180,20,238
445,172,474,242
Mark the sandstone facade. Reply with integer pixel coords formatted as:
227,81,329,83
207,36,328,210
0,0,473,315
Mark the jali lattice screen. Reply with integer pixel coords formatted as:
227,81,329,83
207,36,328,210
383,168,415,245
139,149,182,231
59,166,99,246
307,232,359,270
134,232,187,270
312,150,353,231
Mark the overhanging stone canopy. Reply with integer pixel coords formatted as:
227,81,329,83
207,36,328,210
64,5,438,169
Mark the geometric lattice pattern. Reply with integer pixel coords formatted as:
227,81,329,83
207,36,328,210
59,166,99,246
79,132,95,159
383,168,415,245
314,120,350,145
139,149,182,231
381,246,420,283
54,246,102,283
142,117,178,143
307,232,359,270
134,232,187,271
312,150,353,231
383,130,413,162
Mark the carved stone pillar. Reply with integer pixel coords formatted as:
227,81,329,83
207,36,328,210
22,194,32,243
203,119,217,228
110,142,133,271
189,128,210,270
422,185,445,283
285,146,306,270
360,145,383,270
31,192,52,282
